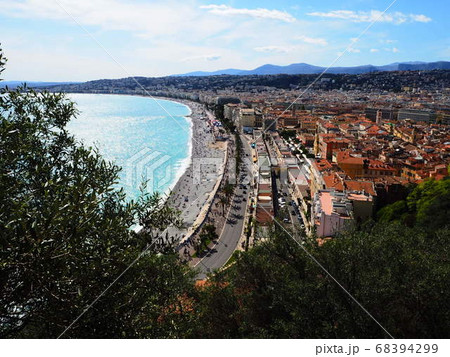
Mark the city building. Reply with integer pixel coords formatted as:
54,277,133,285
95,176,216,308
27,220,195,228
311,190,353,238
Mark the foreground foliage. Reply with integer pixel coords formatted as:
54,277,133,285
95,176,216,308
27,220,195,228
193,223,449,338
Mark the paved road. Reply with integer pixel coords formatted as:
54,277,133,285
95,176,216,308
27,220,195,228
267,139,305,230
195,133,253,279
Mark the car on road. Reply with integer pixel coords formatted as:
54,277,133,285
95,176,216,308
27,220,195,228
283,218,290,223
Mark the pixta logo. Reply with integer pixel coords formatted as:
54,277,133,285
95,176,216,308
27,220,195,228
192,158,223,184
125,147,172,191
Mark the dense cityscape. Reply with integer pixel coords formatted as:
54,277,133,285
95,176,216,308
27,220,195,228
48,69,450,246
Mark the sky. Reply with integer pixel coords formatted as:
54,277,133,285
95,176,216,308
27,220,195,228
0,0,449,81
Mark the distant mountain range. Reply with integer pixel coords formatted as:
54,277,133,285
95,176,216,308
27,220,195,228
174,61,450,77
0,81,80,89
2,61,449,86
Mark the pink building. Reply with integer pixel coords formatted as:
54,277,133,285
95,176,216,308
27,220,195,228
312,190,352,237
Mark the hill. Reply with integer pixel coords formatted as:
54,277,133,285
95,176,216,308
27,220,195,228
175,61,450,77
0,81,80,89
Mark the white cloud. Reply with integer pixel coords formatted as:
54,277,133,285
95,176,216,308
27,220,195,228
380,39,397,44
307,10,431,24
297,35,328,46
348,48,361,53
200,4,296,23
253,46,294,53
384,47,400,53
3,47,122,81
0,0,420,81
0,0,228,38
370,48,379,53
0,0,318,80
410,14,432,23
182,54,221,62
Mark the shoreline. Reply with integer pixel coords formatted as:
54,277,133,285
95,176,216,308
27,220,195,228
162,100,194,199
65,92,225,242
161,97,225,243
68,92,196,203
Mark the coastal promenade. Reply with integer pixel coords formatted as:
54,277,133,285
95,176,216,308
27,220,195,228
165,102,225,245
193,132,254,279
158,100,253,280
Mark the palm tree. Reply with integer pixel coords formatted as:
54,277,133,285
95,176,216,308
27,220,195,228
219,196,228,216
198,224,218,253
223,182,234,203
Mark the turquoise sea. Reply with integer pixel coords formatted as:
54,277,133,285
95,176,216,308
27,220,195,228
67,94,192,201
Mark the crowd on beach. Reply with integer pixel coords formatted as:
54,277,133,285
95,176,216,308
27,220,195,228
164,102,225,250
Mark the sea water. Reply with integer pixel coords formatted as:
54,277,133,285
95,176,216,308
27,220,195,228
67,93,192,201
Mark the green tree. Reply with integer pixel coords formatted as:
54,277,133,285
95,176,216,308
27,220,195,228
219,195,228,216
223,181,235,202
378,178,450,230
198,224,218,253
193,223,450,338
376,200,408,222
0,49,196,338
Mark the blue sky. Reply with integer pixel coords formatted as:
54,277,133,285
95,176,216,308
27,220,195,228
0,0,448,81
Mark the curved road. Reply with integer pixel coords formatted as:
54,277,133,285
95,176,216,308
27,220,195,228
195,133,253,279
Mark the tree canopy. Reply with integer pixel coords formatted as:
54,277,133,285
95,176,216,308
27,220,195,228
192,223,449,338
377,177,450,230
